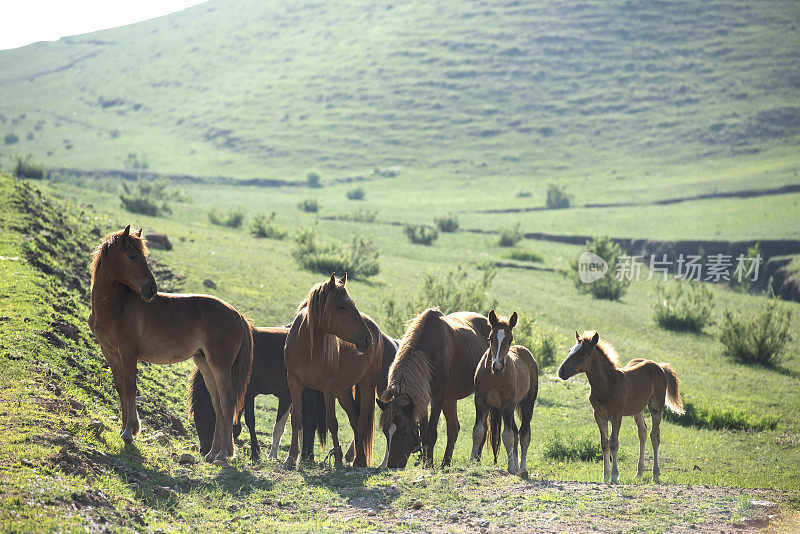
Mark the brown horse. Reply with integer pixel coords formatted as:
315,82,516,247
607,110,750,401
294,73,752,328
472,311,538,476
377,308,490,469
283,273,383,468
557,331,684,483
188,325,326,461
88,225,252,464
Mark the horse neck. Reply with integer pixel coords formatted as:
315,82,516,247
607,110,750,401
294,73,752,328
585,349,616,397
306,315,340,370
90,267,132,319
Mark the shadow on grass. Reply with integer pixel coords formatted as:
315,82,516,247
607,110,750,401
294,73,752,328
300,466,399,510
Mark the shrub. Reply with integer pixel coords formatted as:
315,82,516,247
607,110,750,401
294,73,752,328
570,236,631,301
663,401,778,431
298,198,319,213
653,282,714,332
513,315,560,372
546,182,570,209
307,171,321,188
13,155,45,180
346,187,365,200
719,295,792,366
498,224,523,247
543,432,603,462
250,212,287,239
381,266,496,337
516,190,532,198
405,224,439,245
335,208,377,223
292,225,380,279
507,249,543,263
731,243,761,293
4,132,19,145
209,209,244,228
434,213,460,233
123,152,149,170
119,181,172,216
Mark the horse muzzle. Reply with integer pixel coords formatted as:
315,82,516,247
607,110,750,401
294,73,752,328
141,282,158,302
355,332,372,353
557,365,573,380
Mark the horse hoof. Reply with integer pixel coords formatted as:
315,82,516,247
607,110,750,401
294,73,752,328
213,457,228,467
121,430,134,444
283,459,296,471
518,470,529,480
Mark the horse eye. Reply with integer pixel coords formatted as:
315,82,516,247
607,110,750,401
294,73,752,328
128,254,136,260
337,303,346,310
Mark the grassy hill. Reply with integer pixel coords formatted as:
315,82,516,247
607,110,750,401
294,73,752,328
1,0,799,188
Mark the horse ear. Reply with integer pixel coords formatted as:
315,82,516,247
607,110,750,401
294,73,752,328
327,272,336,287
376,397,388,411
509,311,518,328
121,225,130,239
575,330,580,342
342,272,347,286
591,332,599,345
136,227,143,238
488,310,497,327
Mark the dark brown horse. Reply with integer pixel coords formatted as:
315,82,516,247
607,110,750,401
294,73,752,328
377,308,489,469
472,311,538,476
188,325,326,461
88,226,252,464
283,273,384,468
558,331,684,483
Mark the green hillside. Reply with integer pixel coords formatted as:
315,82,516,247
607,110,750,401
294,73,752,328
1,0,799,186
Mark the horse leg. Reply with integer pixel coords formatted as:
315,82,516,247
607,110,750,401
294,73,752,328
270,393,291,461
209,362,237,464
103,351,130,439
337,389,359,465
651,409,662,483
284,375,303,469
501,409,517,474
609,413,623,484
440,399,460,468
471,396,489,463
194,355,223,461
518,399,534,478
118,352,139,444
634,411,648,478
324,387,344,468
423,398,444,468
594,411,611,483
243,393,259,461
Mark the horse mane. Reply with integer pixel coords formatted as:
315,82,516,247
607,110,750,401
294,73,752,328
90,228,148,291
296,280,341,369
581,331,620,368
382,308,442,424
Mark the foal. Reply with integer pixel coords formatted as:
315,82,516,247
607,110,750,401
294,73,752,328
558,331,684,483
471,311,538,476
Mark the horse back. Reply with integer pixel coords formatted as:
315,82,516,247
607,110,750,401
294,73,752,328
249,326,289,395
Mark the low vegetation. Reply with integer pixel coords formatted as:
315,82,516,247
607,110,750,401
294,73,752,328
719,295,793,366
434,213,459,233
298,198,319,213
546,182,571,209
346,186,365,200
119,180,173,216
306,171,321,188
543,432,603,462
653,281,715,332
404,224,439,245
512,315,561,371
13,154,45,180
571,236,631,301
292,224,380,279
507,249,543,263
208,208,244,228
4,132,19,145
250,212,287,239
334,207,377,223
664,401,779,432
498,224,523,247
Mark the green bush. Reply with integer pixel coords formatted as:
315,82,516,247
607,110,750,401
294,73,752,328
719,295,792,366
434,213,459,233
571,236,631,301
543,432,604,462
545,182,570,209
498,224,523,247
405,224,439,245
4,132,19,145
653,282,714,332
335,208,377,223
250,212,287,239
381,266,496,337
292,225,380,279
123,152,149,170
13,155,45,180
512,315,560,372
507,249,542,263
298,198,319,213
209,208,244,228
516,190,532,198
346,186,365,200
663,401,778,431
119,181,173,216
731,243,761,293
307,171,321,188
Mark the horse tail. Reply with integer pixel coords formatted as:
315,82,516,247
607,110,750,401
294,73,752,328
301,388,327,456
661,363,684,414
188,366,215,456
231,317,254,423
488,406,502,464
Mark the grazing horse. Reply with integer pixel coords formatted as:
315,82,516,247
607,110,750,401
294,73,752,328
88,226,252,464
472,311,538,476
283,273,383,468
557,331,684,483
377,308,490,469
188,325,326,461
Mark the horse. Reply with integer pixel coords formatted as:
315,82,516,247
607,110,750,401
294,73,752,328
189,327,399,462
557,330,684,484
377,307,490,469
188,325,326,461
471,310,538,477
88,225,252,464
283,273,384,468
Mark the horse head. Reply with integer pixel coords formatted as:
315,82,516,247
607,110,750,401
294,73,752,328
316,272,372,352
487,310,517,374
376,391,420,468
557,330,599,379
95,225,157,301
